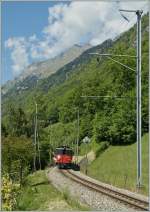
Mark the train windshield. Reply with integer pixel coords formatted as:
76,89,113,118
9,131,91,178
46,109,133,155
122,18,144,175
55,148,73,156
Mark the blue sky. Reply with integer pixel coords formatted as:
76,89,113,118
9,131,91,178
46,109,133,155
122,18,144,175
2,1,69,83
2,1,148,84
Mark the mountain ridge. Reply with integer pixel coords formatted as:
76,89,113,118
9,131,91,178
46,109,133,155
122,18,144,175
2,43,91,95
1,14,148,147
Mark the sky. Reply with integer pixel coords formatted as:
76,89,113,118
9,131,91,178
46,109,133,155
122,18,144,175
2,1,149,84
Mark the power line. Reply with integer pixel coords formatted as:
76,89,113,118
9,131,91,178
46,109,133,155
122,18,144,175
90,8,143,188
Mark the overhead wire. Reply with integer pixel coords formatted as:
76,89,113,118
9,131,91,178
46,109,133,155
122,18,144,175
116,1,148,166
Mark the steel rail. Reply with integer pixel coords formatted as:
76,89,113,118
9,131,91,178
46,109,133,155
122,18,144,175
60,169,148,211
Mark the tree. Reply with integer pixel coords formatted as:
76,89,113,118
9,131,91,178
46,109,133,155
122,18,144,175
2,137,34,184
109,99,136,144
93,112,111,143
5,105,31,137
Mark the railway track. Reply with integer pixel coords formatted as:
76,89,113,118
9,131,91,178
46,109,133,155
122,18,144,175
60,169,149,211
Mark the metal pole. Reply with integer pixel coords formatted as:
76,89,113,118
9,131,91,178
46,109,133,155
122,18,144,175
136,10,142,188
85,143,88,175
76,108,79,163
148,1,150,208
36,117,41,170
37,131,41,170
88,9,143,188
34,102,37,171
33,116,36,171
74,120,76,160
119,8,143,188
35,102,37,146
49,122,52,164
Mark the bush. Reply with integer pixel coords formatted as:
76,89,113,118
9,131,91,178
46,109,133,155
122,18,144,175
2,174,20,211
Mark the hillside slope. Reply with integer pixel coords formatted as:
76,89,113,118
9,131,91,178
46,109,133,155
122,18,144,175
16,170,89,211
87,134,148,195
2,14,149,146
2,44,91,95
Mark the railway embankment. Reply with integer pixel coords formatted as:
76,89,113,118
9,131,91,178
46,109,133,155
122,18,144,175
16,169,88,211
47,167,136,211
87,133,149,196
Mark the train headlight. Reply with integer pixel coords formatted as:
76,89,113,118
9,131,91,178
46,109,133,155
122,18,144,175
57,155,61,160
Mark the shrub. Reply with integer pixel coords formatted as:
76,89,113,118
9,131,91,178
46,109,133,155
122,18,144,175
2,174,20,211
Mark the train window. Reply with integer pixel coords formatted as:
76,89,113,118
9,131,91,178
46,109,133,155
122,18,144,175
55,148,73,156
55,149,63,155
63,149,66,154
65,149,73,156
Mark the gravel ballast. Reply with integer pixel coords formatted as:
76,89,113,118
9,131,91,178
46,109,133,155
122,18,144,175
71,169,148,202
47,167,136,211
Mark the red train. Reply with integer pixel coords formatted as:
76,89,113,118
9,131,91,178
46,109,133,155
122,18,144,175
53,146,74,169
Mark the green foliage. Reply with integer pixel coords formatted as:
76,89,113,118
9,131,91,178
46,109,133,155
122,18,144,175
2,136,34,183
1,13,148,211
2,14,149,150
93,112,111,143
3,105,32,138
2,123,8,137
2,174,20,211
43,122,77,149
47,104,59,124
92,96,137,145
108,98,136,144
36,131,52,167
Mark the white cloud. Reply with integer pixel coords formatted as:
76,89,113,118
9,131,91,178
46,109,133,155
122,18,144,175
5,37,29,76
41,2,113,58
47,3,68,24
5,1,148,76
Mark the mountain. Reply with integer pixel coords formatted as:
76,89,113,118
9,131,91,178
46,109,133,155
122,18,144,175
2,40,112,100
18,43,92,80
2,44,91,95
2,14,148,145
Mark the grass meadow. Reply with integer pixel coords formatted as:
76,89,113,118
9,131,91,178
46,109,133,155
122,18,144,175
87,134,149,195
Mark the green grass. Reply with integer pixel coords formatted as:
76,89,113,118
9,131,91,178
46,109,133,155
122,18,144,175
87,134,149,195
16,170,90,211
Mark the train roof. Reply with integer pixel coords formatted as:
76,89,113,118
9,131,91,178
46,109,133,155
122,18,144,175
55,146,72,150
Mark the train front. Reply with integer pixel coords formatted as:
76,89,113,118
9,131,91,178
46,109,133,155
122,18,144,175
53,146,74,169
